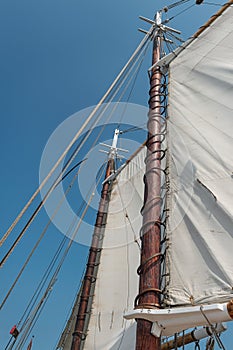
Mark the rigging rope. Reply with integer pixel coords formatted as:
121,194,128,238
168,3,196,21
0,142,87,268
0,158,89,310
205,2,223,5
200,307,226,350
1,23,152,271
18,181,98,328
116,38,151,128
117,182,141,249
95,36,151,138
0,34,150,268
206,337,215,350
7,102,145,344
195,341,201,350
7,158,107,350
165,0,191,10
120,125,146,134
0,24,153,255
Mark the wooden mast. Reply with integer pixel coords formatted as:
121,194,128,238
71,130,118,350
136,12,162,350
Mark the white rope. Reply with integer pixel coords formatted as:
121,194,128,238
0,25,154,251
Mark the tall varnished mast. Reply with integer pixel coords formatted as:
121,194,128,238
136,12,162,350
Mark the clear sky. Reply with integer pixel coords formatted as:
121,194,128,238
0,1,232,349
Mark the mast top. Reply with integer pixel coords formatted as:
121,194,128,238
110,128,120,159
99,128,128,161
155,11,162,26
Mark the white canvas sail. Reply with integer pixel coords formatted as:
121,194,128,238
165,4,233,307
125,3,233,338
83,147,146,349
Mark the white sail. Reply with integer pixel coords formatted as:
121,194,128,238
83,147,146,349
165,5,233,307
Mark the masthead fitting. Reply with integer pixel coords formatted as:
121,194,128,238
155,11,162,25
99,129,128,160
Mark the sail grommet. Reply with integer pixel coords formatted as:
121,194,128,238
189,295,195,305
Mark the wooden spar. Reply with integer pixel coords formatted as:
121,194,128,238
135,12,162,350
161,323,227,350
71,132,117,350
162,332,204,350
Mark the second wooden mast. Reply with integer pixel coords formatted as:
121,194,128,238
71,130,119,350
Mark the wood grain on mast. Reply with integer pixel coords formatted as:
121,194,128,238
136,12,162,350
71,131,118,350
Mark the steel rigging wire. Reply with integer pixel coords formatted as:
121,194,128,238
5,106,148,347
1,42,151,323
4,160,108,350
0,29,152,271
0,24,153,255
0,162,85,311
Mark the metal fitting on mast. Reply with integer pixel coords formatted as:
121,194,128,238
110,128,120,159
99,128,128,161
139,11,182,75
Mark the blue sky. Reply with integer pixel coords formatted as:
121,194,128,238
0,1,232,349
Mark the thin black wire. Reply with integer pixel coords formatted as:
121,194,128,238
11,159,108,349
166,31,185,44
117,39,151,129
18,237,68,329
56,158,87,187
120,125,145,134
166,0,191,10
6,178,90,349
163,32,175,54
0,26,152,267
12,53,151,336
103,31,152,111
14,165,91,326
204,2,223,5
0,134,87,268
4,337,14,350
168,3,196,21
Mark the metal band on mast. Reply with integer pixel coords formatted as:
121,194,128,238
135,11,163,350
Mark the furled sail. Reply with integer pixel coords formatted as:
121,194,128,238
83,147,145,349
165,4,233,307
